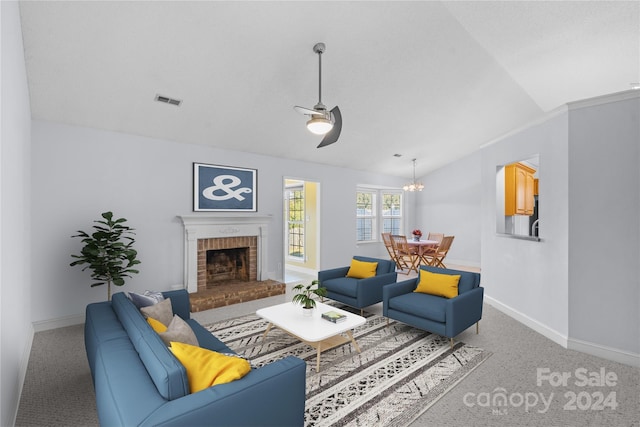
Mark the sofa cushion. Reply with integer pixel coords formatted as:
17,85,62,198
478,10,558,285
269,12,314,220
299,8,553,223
388,292,447,323
187,319,235,353
161,290,191,320
346,259,378,279
322,277,358,298
159,315,199,347
140,298,173,326
111,292,190,400
171,342,251,393
415,270,460,299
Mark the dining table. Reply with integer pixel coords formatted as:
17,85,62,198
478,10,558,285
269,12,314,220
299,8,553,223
407,239,439,266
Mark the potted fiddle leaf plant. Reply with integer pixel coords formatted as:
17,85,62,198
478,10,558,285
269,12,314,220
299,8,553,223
292,280,327,316
70,211,141,301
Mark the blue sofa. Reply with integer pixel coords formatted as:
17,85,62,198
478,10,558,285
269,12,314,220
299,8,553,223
383,266,483,347
318,256,397,315
85,290,306,426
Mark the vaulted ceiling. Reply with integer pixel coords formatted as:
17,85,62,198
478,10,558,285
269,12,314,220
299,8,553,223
19,1,639,178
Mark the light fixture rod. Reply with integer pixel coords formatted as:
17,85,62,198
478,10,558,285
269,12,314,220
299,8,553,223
318,50,323,105
313,42,326,110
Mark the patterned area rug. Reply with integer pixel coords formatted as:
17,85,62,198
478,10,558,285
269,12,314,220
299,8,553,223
205,306,490,427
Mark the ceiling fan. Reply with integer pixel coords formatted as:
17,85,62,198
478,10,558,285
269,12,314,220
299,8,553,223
294,42,342,148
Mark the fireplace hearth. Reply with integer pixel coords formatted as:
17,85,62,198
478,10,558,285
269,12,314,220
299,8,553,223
179,215,285,310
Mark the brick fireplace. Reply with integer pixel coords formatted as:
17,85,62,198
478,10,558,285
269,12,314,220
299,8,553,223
179,215,285,312
179,215,272,293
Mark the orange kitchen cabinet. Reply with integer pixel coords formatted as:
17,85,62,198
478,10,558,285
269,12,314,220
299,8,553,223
505,162,536,216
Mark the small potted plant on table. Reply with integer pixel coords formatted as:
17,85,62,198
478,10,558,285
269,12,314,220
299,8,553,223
412,229,422,241
292,280,327,316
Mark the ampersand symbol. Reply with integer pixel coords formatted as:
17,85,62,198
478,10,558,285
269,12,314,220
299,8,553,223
202,175,253,201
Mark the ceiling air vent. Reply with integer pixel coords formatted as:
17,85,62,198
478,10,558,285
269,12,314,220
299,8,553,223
155,94,182,106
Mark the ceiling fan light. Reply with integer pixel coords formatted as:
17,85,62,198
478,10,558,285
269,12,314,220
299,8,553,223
306,116,333,135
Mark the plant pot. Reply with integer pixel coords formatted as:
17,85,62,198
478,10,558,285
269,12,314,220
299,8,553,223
302,307,314,317
413,236,420,241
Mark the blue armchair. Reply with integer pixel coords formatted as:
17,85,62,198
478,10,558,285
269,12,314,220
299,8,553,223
383,266,483,348
318,256,397,315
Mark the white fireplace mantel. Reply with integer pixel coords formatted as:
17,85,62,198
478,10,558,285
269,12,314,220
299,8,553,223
178,215,272,293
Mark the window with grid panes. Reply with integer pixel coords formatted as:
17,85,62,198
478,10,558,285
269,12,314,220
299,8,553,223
286,187,304,258
357,189,403,242
356,190,376,242
382,192,402,235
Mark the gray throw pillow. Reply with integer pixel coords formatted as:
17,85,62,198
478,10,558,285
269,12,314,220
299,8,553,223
159,315,198,347
140,298,173,326
126,290,165,308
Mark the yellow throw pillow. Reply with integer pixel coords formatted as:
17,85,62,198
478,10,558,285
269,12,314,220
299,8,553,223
170,342,251,394
147,317,168,333
414,270,460,299
346,259,378,279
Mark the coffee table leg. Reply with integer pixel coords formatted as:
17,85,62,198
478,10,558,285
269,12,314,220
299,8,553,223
347,331,361,353
262,323,273,341
316,343,322,372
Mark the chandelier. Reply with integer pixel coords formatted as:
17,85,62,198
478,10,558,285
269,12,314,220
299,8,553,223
403,158,424,192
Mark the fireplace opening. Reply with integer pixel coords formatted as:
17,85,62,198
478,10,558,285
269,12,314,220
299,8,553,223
206,247,249,287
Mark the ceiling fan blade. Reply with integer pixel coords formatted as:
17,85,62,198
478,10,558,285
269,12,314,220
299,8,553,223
317,106,342,148
294,106,320,116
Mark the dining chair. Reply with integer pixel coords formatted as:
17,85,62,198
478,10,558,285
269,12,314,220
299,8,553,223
381,233,401,269
390,234,420,275
426,235,455,268
427,232,444,244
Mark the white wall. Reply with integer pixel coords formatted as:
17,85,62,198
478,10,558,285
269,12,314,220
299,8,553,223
476,91,639,365
567,94,640,358
30,120,406,327
481,110,570,345
416,150,482,266
1,2,33,425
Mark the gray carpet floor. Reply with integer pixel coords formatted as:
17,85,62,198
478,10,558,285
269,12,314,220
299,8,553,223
16,276,640,427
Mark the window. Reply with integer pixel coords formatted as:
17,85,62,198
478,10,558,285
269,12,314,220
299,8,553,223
286,187,305,258
357,188,403,242
382,193,402,235
356,191,376,241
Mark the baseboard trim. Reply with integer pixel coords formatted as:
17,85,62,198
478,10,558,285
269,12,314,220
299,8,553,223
445,259,481,269
568,337,640,368
285,264,317,277
486,296,640,367
33,313,85,332
485,295,568,347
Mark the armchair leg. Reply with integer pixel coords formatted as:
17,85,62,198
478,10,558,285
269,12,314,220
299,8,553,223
476,322,479,334
450,338,454,350
386,317,389,327
360,308,364,317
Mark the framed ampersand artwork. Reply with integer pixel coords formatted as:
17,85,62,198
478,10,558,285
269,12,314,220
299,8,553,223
193,163,257,212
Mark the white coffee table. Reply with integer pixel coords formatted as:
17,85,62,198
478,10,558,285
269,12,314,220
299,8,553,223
256,301,366,371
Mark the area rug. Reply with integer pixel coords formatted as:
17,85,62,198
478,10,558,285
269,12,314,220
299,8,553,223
205,307,491,427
